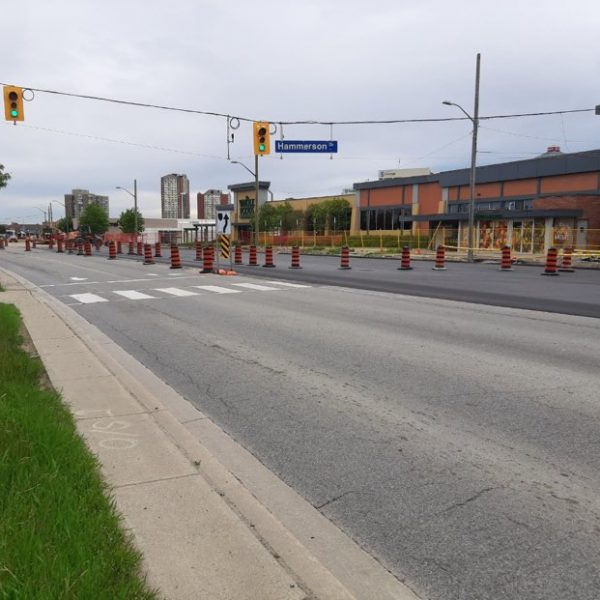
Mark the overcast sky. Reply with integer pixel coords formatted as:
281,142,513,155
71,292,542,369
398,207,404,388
2,0,599,223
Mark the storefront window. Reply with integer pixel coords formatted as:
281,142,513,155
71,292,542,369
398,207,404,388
553,219,575,248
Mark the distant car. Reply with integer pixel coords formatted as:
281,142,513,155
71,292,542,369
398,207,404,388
5,229,18,243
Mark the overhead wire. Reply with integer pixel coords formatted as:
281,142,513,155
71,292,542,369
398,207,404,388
1,82,595,125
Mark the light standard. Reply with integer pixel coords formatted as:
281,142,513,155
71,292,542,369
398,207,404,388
443,53,481,262
115,179,138,243
50,200,69,236
231,160,260,245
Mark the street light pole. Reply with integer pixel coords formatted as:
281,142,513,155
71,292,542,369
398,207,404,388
116,180,138,243
443,52,481,263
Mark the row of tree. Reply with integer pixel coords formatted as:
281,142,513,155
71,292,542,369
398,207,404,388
55,206,144,235
255,198,352,233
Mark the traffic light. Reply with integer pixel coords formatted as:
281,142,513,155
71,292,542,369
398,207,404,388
3,86,24,122
253,121,270,155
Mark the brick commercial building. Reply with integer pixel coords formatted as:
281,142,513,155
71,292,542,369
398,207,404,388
353,147,600,253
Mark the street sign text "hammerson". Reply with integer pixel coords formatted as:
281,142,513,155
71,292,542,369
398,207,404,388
275,140,338,153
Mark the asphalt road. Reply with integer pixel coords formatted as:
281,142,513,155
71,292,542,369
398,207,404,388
132,246,600,318
2,245,600,600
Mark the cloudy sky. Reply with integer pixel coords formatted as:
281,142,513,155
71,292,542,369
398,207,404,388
1,0,599,224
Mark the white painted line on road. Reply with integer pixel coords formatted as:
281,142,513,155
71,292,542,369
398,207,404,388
69,293,109,304
193,285,241,294
232,283,280,291
154,287,200,297
113,290,156,300
265,281,312,288
70,276,88,281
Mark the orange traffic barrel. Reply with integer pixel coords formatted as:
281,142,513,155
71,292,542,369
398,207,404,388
541,247,559,276
558,247,574,273
143,243,155,265
499,245,513,271
249,245,258,266
170,244,182,269
432,245,446,271
398,245,412,270
339,246,351,270
108,240,117,260
289,246,302,269
202,246,214,273
263,246,275,268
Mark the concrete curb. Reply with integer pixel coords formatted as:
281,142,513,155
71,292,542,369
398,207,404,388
0,265,421,600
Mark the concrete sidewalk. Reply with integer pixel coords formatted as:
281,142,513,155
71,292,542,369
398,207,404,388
0,266,420,600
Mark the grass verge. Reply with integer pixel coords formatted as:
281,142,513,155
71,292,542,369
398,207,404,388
0,303,158,599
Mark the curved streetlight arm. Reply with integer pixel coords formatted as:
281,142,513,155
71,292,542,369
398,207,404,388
230,160,256,178
442,100,473,123
116,186,135,199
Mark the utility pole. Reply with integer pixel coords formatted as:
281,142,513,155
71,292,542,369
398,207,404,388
134,179,138,244
254,155,259,246
468,53,481,263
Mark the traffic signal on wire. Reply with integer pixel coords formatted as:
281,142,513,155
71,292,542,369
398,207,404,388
3,86,24,122
253,121,270,155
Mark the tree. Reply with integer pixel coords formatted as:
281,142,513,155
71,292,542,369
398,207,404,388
118,208,144,234
0,164,11,191
79,203,109,235
56,216,73,233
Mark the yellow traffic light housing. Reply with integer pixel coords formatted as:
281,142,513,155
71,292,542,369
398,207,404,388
3,86,24,122
253,121,270,155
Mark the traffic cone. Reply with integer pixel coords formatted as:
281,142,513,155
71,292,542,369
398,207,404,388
289,246,302,269
155,242,162,257
541,247,559,276
195,241,203,261
339,246,351,270
398,246,412,270
117,241,123,254
108,240,117,260
432,245,446,270
25,238,31,252
234,245,243,265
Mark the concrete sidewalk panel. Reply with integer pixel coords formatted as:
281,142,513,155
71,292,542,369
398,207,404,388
114,476,307,600
59,375,149,420
80,413,197,488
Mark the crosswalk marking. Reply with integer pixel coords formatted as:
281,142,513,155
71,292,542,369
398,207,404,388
265,281,312,288
154,287,199,297
231,283,280,291
69,293,109,304
113,290,156,300
66,280,314,304
193,285,241,294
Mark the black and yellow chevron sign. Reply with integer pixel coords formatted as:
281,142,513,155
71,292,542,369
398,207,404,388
220,234,230,259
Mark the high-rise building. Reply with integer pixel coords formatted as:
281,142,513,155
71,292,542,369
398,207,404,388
161,174,190,219
197,189,229,220
64,189,109,220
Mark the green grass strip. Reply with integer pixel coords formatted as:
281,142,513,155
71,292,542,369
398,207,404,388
0,303,159,599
